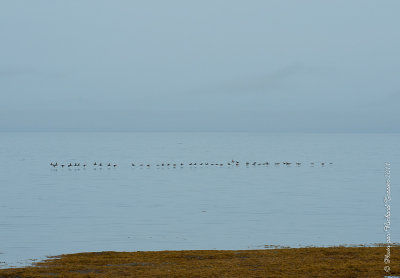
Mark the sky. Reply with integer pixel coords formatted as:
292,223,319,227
0,0,399,132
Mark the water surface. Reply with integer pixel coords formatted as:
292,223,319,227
0,132,398,267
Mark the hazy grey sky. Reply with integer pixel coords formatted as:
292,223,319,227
1,0,399,132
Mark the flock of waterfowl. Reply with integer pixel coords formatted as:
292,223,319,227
50,160,333,169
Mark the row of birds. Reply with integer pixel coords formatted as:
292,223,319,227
50,160,333,168
50,162,117,168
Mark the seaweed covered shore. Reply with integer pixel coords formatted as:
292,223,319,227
0,246,398,277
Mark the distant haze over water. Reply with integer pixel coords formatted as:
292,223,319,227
1,1,400,132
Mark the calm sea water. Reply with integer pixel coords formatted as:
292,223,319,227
0,132,399,267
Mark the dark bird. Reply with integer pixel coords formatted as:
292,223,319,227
108,163,111,167
94,162,97,166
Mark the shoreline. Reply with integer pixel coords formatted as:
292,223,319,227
0,245,398,277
